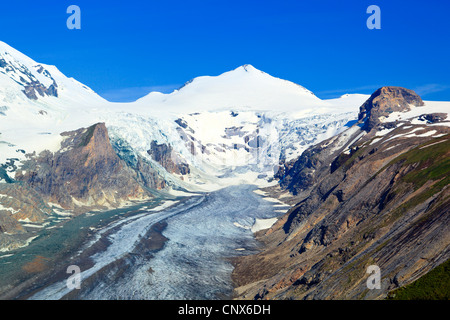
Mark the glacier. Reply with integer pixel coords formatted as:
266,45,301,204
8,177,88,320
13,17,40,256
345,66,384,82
2,40,450,300
0,41,372,299
0,40,369,190
29,185,289,300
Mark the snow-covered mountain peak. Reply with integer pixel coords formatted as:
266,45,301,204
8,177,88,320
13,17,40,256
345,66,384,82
236,64,262,73
241,64,255,72
134,64,326,114
0,42,55,91
0,41,372,191
0,41,38,68
0,41,110,166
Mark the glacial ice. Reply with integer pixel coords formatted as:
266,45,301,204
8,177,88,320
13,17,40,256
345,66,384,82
30,185,285,300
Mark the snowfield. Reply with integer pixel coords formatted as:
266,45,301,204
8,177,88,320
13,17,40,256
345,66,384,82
0,40,372,191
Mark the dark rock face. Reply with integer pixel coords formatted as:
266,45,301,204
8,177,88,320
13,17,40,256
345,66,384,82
46,82,58,97
276,144,328,196
0,183,54,251
1,122,171,251
0,55,58,100
22,80,58,100
420,113,447,123
111,138,167,190
0,211,23,235
15,123,150,211
148,141,190,175
275,125,366,200
0,183,52,224
359,86,424,130
175,118,188,129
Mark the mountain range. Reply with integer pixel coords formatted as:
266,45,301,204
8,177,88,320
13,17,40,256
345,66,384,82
0,41,448,300
232,87,449,299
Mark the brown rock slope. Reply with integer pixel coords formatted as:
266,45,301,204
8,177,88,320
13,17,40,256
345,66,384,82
14,122,152,212
148,140,190,175
359,86,424,130
0,182,54,251
232,87,450,300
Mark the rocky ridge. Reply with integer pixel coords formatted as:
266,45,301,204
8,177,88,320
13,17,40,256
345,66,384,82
14,122,153,212
359,86,424,130
0,122,173,250
232,87,450,300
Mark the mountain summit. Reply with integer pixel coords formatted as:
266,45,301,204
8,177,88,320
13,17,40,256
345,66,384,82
358,86,425,130
0,41,104,106
135,64,326,113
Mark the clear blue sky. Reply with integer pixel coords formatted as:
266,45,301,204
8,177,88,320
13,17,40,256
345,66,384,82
1,0,449,102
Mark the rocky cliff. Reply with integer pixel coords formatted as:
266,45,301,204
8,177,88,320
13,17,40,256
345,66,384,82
0,121,171,252
358,86,424,131
14,123,151,212
148,140,190,175
0,183,54,251
232,87,450,300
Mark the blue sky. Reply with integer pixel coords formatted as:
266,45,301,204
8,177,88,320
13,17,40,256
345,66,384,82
1,0,449,102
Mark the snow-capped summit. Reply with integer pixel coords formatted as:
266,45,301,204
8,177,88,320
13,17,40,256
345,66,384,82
0,41,105,108
0,40,370,191
240,64,257,72
134,64,326,114
0,41,108,164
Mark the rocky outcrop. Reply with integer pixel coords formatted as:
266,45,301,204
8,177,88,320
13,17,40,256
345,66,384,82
0,183,52,223
420,112,447,123
1,122,171,251
110,138,167,190
147,141,190,175
276,86,426,198
15,123,150,212
358,86,424,130
232,89,450,300
22,80,58,100
275,143,330,198
0,183,54,251
0,53,58,101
